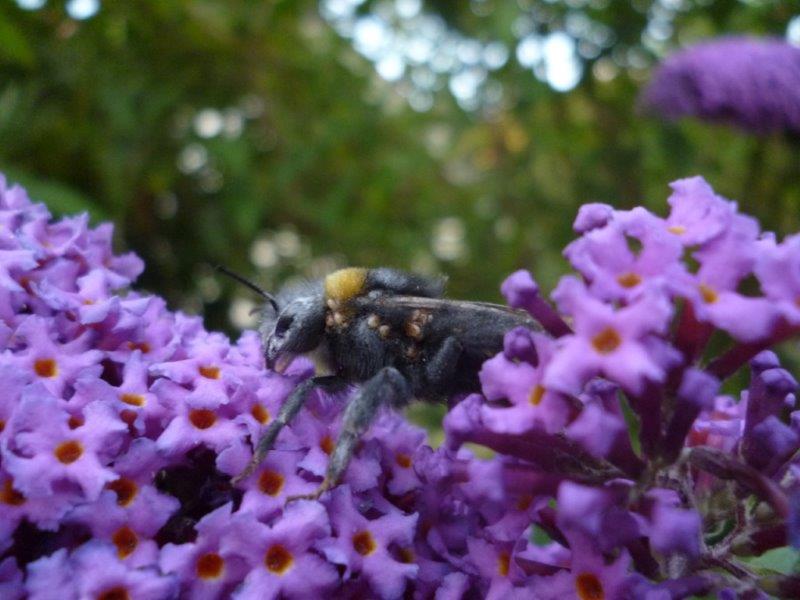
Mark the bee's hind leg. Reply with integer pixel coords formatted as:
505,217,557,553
232,375,343,485
287,367,411,502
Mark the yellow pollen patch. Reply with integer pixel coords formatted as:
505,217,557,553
352,530,377,556
258,470,285,496
324,268,368,301
497,551,510,576
196,553,225,579
107,478,138,507
529,385,545,406
616,272,642,289
265,544,294,574
199,365,221,379
34,358,58,378
576,573,605,600
667,225,686,235
97,586,130,600
1,480,25,506
55,440,83,464
251,403,270,424
112,526,138,559
699,283,718,304
120,393,145,407
591,327,621,355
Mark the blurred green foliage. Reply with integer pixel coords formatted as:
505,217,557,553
0,0,797,336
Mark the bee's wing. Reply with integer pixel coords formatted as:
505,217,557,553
377,295,541,329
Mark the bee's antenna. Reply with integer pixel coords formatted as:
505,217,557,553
215,265,279,313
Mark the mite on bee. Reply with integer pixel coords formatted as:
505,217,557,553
220,266,541,499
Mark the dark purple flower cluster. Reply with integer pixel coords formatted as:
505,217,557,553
2,173,800,599
640,36,800,135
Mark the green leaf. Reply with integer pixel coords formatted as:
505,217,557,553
618,391,642,458
742,547,800,576
0,13,35,67
0,166,107,221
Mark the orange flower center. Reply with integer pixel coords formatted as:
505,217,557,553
616,272,642,288
251,403,270,424
398,547,415,563
199,365,220,379
352,530,377,556
107,478,138,507
320,435,334,455
1,480,25,506
34,358,58,378
395,453,412,469
112,526,138,559
120,410,138,426
189,409,217,429
497,551,510,576
120,393,145,407
54,440,83,464
591,327,621,355
196,552,225,579
97,587,130,600
264,544,294,574
529,385,545,406
68,415,84,429
698,283,718,304
576,573,605,600
258,470,285,496
126,341,151,353
0,419,5,433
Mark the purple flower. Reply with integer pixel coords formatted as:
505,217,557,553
321,486,418,599
756,233,800,324
564,207,687,302
3,388,126,500
545,277,672,394
0,558,23,600
160,503,249,599
665,176,737,247
530,531,632,600
478,329,570,434
641,36,800,134
222,502,338,599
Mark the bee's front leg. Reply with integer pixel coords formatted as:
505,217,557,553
232,375,344,485
287,367,411,502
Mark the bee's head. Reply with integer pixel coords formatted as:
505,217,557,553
261,287,326,373
215,266,326,374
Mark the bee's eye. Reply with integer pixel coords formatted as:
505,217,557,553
274,315,293,337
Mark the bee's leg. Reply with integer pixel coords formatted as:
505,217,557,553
287,367,410,501
232,375,343,485
425,336,463,391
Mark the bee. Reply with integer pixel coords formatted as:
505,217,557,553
221,267,540,499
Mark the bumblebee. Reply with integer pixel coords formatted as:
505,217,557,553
225,267,540,498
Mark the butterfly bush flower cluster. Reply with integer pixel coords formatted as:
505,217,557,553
640,36,800,135
2,173,800,599
446,176,800,598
